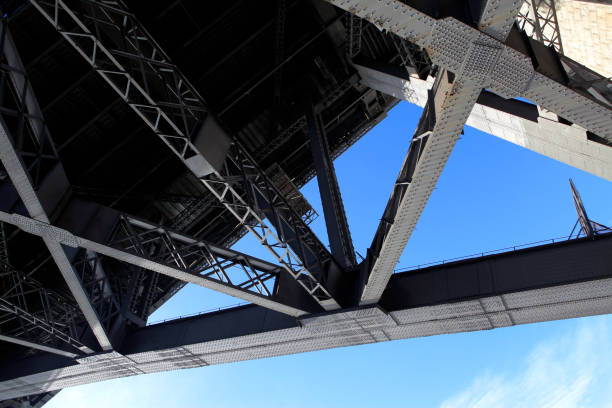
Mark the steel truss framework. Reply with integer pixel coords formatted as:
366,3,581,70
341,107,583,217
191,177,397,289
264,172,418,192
516,0,564,53
28,0,343,311
0,18,115,352
0,0,610,404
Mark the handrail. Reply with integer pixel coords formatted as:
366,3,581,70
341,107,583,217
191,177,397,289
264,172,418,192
147,301,250,326
393,234,592,274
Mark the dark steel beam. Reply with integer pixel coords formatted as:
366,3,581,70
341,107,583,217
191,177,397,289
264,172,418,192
306,106,356,270
0,333,79,358
2,233,611,399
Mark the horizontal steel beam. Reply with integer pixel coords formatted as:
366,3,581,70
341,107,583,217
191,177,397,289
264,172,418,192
1,233,611,398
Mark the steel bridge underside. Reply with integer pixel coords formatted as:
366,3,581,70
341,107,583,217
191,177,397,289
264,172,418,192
2,233,612,399
0,0,611,405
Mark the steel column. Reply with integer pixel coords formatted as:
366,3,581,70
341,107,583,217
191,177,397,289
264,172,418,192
306,106,356,270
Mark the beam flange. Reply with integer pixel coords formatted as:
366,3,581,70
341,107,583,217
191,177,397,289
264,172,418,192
0,334,78,359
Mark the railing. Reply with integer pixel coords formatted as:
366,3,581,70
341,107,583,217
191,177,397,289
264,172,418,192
147,302,250,326
393,234,581,273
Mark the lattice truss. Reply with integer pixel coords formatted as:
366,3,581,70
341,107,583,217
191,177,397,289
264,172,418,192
0,247,91,356
109,216,281,299
27,0,341,311
516,0,564,53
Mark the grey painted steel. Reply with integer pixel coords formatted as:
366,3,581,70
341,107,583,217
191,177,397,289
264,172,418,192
356,0,522,304
306,107,356,269
356,64,612,181
360,71,482,304
0,334,78,359
1,234,611,399
29,0,342,311
0,24,113,350
0,211,312,317
324,0,612,140
477,0,524,41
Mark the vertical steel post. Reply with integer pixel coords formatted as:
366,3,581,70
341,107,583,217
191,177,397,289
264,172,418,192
306,106,356,270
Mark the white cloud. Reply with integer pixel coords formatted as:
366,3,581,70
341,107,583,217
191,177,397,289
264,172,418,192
440,317,612,408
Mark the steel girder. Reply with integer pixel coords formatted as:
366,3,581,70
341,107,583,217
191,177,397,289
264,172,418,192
0,21,114,351
0,210,320,317
1,233,612,400
29,0,344,311
360,71,483,304
306,106,356,270
355,63,612,182
356,0,520,305
346,13,362,57
324,0,612,140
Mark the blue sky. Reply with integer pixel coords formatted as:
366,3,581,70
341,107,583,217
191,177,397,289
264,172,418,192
46,100,612,407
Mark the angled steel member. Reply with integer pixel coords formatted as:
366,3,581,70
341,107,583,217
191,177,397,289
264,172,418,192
0,21,113,351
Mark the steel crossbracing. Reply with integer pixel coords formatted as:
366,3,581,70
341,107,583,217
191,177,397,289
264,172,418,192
0,262,94,356
0,20,114,351
516,0,564,53
29,0,343,311
323,0,612,141
0,0,611,404
0,210,318,317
